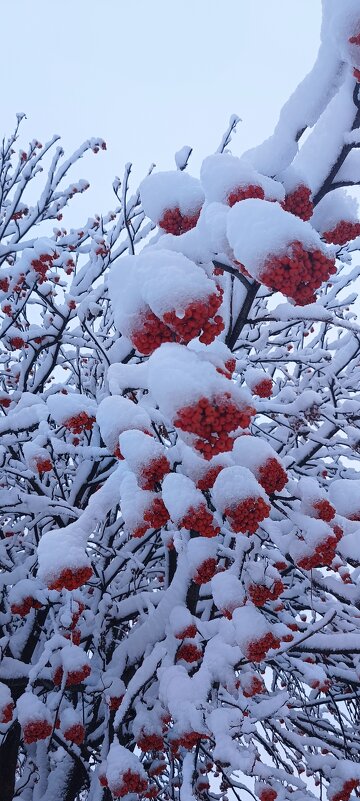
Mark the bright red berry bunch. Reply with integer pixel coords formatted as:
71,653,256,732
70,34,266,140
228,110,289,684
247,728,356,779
179,731,207,749
246,632,281,662
23,719,53,744
174,394,255,459
177,642,203,663
175,623,197,640
31,253,56,283
53,664,91,687
297,533,339,570
159,207,201,235
0,702,14,723
107,694,124,712
11,596,42,617
64,412,96,434
332,779,359,801
224,496,270,534
163,291,224,345
144,498,170,529
248,579,283,607
137,732,164,752
181,504,220,537
312,499,336,522
47,565,93,591
193,557,217,585
259,788,278,801
260,241,336,305
132,310,174,355
111,770,148,798
35,457,53,473
242,675,265,697
139,455,170,490
196,465,223,491
10,336,26,349
227,185,265,207
258,458,288,495
252,378,273,398
63,723,85,745
282,186,313,221
322,221,360,246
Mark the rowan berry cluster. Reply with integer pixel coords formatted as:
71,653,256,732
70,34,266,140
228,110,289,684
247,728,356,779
179,731,207,749
53,664,91,687
174,394,255,459
64,412,96,434
181,504,220,537
227,184,265,207
137,732,164,752
322,221,360,246
23,719,52,744
0,702,14,723
260,242,336,305
159,207,200,235
31,252,57,283
144,498,170,529
111,769,148,798
297,533,339,570
242,675,265,697
282,185,313,221
131,310,174,355
163,291,224,345
246,632,281,662
34,457,53,473
107,694,124,712
175,623,197,639
196,465,223,491
11,596,42,617
252,378,273,398
193,557,217,585
139,455,170,490
312,499,336,522
10,336,26,349
47,565,93,591
177,642,203,663
224,496,270,534
63,723,85,744
258,458,288,495
248,579,284,607
259,788,278,801
332,779,359,801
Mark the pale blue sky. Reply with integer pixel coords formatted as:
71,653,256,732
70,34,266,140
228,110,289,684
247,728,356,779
3,1,322,220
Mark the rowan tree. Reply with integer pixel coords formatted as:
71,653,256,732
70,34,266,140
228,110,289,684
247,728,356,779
2,3,360,801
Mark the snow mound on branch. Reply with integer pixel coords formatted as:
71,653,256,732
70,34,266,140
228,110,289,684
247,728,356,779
227,199,326,277
46,393,97,426
311,189,359,232
328,478,360,519
212,465,268,512
140,170,204,223
162,473,205,523
200,153,285,204
37,530,92,589
96,395,152,453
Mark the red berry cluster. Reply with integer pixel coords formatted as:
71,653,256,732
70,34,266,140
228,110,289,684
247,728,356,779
63,628,82,645
260,241,336,305
140,455,170,490
31,253,56,284
180,730,207,749
112,769,148,798
159,207,200,236
64,412,96,434
0,277,9,292
297,534,338,570
246,632,281,662
63,723,85,745
149,760,167,777
10,336,26,349
332,779,359,801
193,557,217,585
242,675,264,697
99,772,108,787
354,68,360,81
181,504,220,538
248,579,284,607
312,499,335,522
23,719,52,743
282,185,313,221
35,457,53,473
11,596,42,617
259,788,277,801
258,458,288,495
322,221,360,246
0,702,14,723
197,465,223,491
227,185,265,207
163,291,224,345
349,512,360,522
174,394,255,460
48,565,93,591
349,33,360,45
175,623,197,640
143,498,170,530
108,694,124,712
137,732,164,752
177,642,203,663
252,378,273,398
53,664,91,687
131,310,174,355
224,496,270,534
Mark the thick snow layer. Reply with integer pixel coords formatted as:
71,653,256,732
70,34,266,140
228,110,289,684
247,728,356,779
17,692,52,725
162,473,204,522
232,605,269,648
232,435,284,472
107,362,149,394
311,189,359,232
120,473,155,531
37,531,92,584
47,393,96,426
119,429,166,473
328,478,360,518
200,154,285,204
106,740,147,787
211,571,245,614
96,395,151,452
227,199,326,278
140,170,204,223
212,465,268,512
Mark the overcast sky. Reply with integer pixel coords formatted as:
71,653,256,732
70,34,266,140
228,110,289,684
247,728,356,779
3,1,322,221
